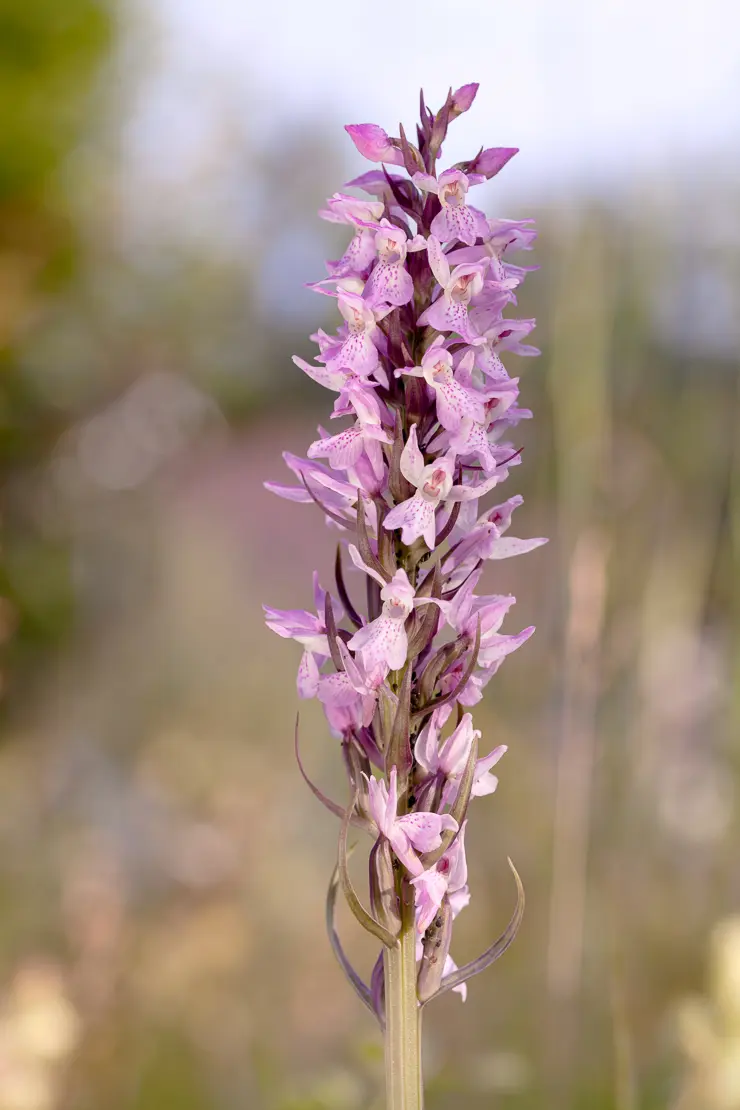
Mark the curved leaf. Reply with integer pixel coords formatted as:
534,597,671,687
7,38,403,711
335,545,362,629
300,474,352,529
338,793,399,950
323,593,344,671
356,491,391,583
424,858,525,1004
295,715,365,827
326,860,377,1021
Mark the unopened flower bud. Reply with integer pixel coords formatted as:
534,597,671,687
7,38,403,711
417,898,453,1002
369,838,402,936
450,82,479,118
465,146,519,180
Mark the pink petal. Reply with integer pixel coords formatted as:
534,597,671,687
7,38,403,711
383,494,437,550
345,124,405,166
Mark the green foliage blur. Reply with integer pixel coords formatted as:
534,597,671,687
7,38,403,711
0,0,111,674
0,5,739,1110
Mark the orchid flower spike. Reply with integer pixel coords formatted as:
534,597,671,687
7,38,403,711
265,86,544,1090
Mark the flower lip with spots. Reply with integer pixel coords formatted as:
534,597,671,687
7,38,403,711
396,336,486,431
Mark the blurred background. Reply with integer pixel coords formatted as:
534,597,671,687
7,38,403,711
1,1,739,1107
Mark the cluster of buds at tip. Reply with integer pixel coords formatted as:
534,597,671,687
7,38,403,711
265,83,544,1022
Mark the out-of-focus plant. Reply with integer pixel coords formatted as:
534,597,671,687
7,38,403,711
0,0,112,690
0,960,80,1110
675,917,740,1110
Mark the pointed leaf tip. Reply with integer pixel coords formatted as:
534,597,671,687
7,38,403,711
338,793,399,950
424,857,525,1004
295,715,364,826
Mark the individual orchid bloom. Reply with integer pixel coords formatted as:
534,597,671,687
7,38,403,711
471,316,540,378
412,168,488,246
415,707,507,806
412,823,469,933
292,355,382,418
347,555,441,673
441,360,520,472
396,338,486,431
318,639,385,735
426,352,511,473
320,192,385,227
439,568,536,673
320,290,393,382
264,451,359,523
440,609,535,711
447,216,537,275
447,417,498,475
442,495,548,588
344,170,411,221
382,425,500,550
263,573,343,697
483,317,540,356
417,237,487,344
305,275,366,298
441,569,513,639
359,219,426,307
366,767,458,877
345,123,406,166
347,563,416,672
485,216,538,254
307,398,391,484
319,193,385,277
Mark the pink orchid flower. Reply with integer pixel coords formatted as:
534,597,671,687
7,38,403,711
353,218,426,307
308,389,391,482
412,168,488,246
346,555,440,673
291,356,381,420
382,425,500,551
417,237,487,344
443,495,548,588
319,193,385,277
263,573,343,697
366,767,457,877
264,451,360,526
438,355,521,474
318,639,385,735
472,316,540,379
411,822,469,933
345,123,406,166
319,290,393,383
415,706,507,807
396,337,486,431
440,569,535,674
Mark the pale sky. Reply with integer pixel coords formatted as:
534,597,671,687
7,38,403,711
151,0,740,196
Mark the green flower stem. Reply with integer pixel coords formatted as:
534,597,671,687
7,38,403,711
384,876,423,1109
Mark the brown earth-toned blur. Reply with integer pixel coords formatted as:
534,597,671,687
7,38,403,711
1,4,739,1109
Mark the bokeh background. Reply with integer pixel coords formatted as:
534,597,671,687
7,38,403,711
1,1,739,1107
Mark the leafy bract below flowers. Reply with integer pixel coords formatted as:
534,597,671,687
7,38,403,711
264,83,546,1018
